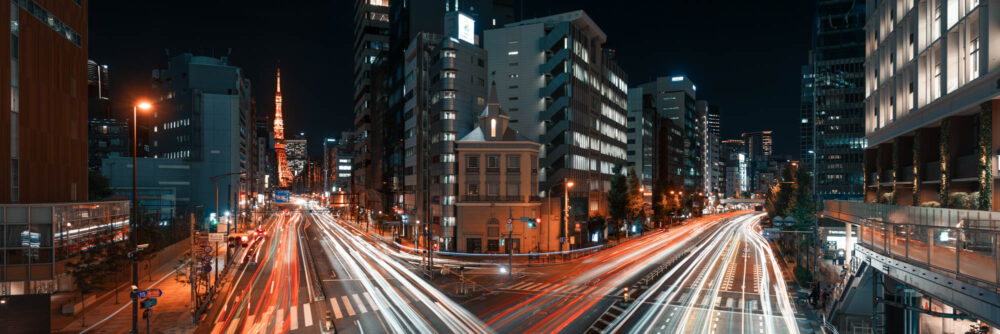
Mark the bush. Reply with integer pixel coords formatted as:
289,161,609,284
920,201,941,208
880,193,895,204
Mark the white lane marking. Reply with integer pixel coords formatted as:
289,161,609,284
352,293,368,314
270,281,275,294
290,305,298,330
330,298,344,319
303,303,313,327
246,314,256,329
510,281,532,289
364,292,380,311
275,307,285,330
341,296,356,316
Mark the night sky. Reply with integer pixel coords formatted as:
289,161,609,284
90,1,814,157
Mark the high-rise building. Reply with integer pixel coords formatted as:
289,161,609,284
864,0,1000,207
485,10,629,217
274,67,293,188
287,134,307,178
721,139,747,197
253,117,276,202
706,105,722,195
634,76,704,192
87,60,129,172
401,14,491,250
799,64,816,173
354,0,515,215
142,53,252,216
351,0,390,210
2,1,88,203
626,87,656,197
812,0,865,200
332,132,355,193
741,131,773,193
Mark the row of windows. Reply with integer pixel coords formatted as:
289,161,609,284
163,118,190,130
16,0,82,47
466,183,521,196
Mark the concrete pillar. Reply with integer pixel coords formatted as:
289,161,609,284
845,222,853,265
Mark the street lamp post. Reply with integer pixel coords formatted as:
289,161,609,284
210,172,245,287
563,179,574,253
130,101,151,334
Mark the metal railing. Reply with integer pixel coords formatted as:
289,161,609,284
824,200,1000,291
461,195,532,203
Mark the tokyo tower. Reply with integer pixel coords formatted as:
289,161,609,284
274,67,293,188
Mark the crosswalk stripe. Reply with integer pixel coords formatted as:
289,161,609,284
303,303,313,327
715,296,722,307
352,294,368,314
341,296,356,316
511,281,533,289
522,282,542,290
290,305,298,330
700,294,711,306
364,292,379,311
679,291,689,301
276,308,285,329
330,299,344,319
246,315,256,328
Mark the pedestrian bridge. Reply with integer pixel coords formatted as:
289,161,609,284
823,200,1000,326
720,198,764,204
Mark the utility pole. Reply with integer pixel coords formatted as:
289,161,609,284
189,213,196,324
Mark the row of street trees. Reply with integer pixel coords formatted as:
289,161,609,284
608,163,645,239
764,163,817,283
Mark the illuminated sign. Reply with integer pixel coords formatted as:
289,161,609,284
458,13,475,44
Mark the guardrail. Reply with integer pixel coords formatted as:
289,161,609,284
823,200,1000,291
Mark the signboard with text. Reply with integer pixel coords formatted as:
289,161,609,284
274,190,290,203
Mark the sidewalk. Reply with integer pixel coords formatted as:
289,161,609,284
51,245,230,334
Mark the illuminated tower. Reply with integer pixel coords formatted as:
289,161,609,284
274,67,293,187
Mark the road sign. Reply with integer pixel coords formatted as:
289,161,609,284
275,190,291,203
136,290,147,299
208,233,224,242
147,289,163,298
204,255,213,262
506,223,513,231
204,265,212,272
141,298,157,309
507,218,512,224
203,246,213,254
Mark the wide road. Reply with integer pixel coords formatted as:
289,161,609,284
464,212,746,333
306,209,490,333
207,211,325,333
610,213,804,334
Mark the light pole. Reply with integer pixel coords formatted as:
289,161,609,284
130,101,151,334
563,179,574,253
210,172,245,287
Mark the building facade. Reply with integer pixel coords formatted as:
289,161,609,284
863,0,1000,208
286,135,307,178
633,76,704,192
706,104,722,196
2,1,88,203
351,0,390,210
813,0,866,200
140,54,252,217
402,22,490,250
485,10,629,218
721,139,748,197
454,89,543,253
626,87,656,201
741,131,773,193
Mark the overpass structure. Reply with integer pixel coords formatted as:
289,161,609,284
823,200,1000,329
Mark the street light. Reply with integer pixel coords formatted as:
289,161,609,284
563,179,574,253
130,100,151,334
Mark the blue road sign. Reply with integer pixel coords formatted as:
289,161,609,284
136,290,147,299
147,289,163,298
204,265,212,272
275,190,290,203
141,298,157,309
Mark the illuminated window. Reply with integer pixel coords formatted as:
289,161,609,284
443,111,455,119
507,50,519,56
443,50,456,58
443,70,456,78
490,118,497,137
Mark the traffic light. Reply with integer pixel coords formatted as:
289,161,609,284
529,217,540,228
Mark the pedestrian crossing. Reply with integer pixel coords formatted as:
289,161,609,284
662,291,785,314
501,281,626,296
218,301,320,333
327,292,385,319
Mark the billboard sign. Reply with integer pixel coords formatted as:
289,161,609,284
458,13,475,44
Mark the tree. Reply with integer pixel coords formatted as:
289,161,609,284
625,167,645,234
607,162,628,237
790,166,816,227
88,170,113,201
67,246,106,326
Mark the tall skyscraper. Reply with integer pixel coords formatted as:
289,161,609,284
706,104,722,195
741,131,773,193
354,0,515,214
626,87,655,195
401,14,490,250
799,64,815,173
633,76,704,192
274,68,292,188
485,10,629,217
811,0,865,199
287,134,307,178
2,1,87,203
